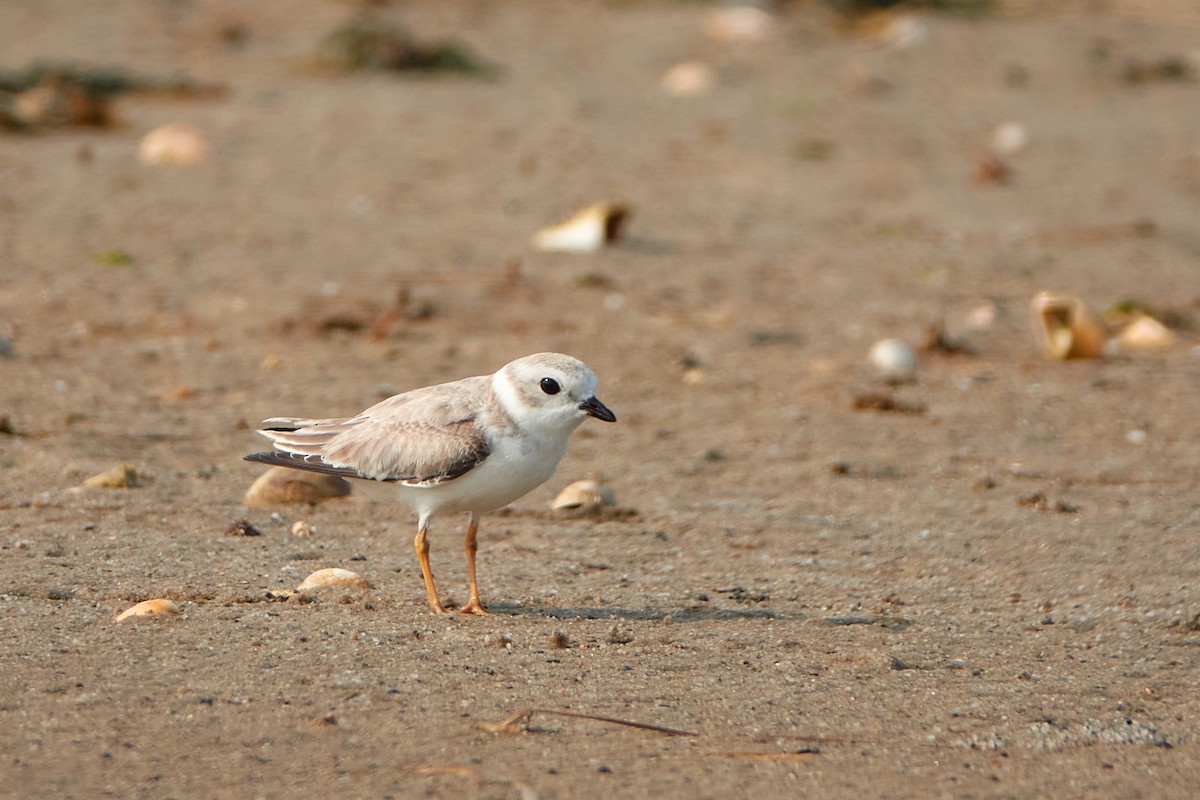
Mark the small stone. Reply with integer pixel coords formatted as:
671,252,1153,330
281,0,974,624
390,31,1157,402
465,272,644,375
868,338,918,381
224,518,263,537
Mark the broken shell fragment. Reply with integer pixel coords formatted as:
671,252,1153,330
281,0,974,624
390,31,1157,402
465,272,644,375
296,568,371,591
138,123,211,166
83,464,139,489
532,202,629,253
244,467,351,507
1030,291,1108,360
115,598,182,622
868,339,918,381
551,479,616,511
1117,315,1176,350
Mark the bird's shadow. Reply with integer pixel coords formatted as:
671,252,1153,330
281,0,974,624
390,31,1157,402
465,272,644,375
482,603,796,622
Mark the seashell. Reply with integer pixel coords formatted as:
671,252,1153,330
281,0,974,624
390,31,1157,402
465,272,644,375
550,479,616,511
661,61,715,97
1030,292,1108,360
83,464,139,489
244,467,351,507
532,202,629,253
704,6,772,44
138,123,211,166
1117,315,1176,350
991,122,1028,156
115,598,182,622
291,520,314,537
296,567,371,591
868,338,918,381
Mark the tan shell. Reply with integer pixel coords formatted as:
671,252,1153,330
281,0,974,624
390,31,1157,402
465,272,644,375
83,464,138,489
115,598,182,622
1030,292,1108,360
1117,315,1176,350
551,479,616,511
661,61,715,97
532,202,629,253
244,467,352,507
296,568,371,592
138,123,211,166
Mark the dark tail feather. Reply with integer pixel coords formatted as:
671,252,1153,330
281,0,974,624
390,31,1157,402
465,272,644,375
244,451,378,481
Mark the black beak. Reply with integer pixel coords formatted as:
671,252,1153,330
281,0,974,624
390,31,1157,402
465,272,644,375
579,395,616,423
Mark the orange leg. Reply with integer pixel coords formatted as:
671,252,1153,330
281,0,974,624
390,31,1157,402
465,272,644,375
459,515,489,615
414,523,450,614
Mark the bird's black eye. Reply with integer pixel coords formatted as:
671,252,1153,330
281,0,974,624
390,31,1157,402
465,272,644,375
540,377,561,395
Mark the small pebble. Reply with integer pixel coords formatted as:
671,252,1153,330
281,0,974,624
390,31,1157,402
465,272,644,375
868,339,918,381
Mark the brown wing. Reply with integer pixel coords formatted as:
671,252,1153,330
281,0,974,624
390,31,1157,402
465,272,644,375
247,376,494,485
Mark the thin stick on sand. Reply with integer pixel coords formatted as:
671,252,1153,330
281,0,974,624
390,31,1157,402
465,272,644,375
482,708,699,738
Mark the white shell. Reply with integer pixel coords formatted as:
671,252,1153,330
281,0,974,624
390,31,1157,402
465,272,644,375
296,568,371,591
115,598,182,622
138,123,211,166
532,202,628,253
868,339,918,381
1030,291,1107,360
551,479,616,511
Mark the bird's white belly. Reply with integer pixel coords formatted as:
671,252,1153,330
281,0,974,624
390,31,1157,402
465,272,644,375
398,432,566,519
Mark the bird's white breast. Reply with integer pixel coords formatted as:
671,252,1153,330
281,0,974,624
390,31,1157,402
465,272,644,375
396,425,570,519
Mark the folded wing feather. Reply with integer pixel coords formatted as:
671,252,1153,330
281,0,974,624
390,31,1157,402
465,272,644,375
249,377,494,485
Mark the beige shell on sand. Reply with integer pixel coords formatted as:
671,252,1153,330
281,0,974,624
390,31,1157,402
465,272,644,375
115,598,182,622
138,123,211,166
83,464,138,488
551,479,616,511
661,61,715,97
532,202,629,253
1117,315,1176,350
1030,291,1108,360
296,568,371,592
244,467,352,507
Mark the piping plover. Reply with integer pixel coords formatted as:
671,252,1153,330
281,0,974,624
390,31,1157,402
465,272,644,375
245,352,616,614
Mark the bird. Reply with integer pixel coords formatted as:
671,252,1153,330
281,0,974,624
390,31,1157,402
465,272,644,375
245,352,616,614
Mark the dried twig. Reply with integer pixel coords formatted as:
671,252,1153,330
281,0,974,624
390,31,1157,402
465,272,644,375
482,708,698,737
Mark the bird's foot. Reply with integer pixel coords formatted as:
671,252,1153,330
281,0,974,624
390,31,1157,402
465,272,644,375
458,600,489,616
